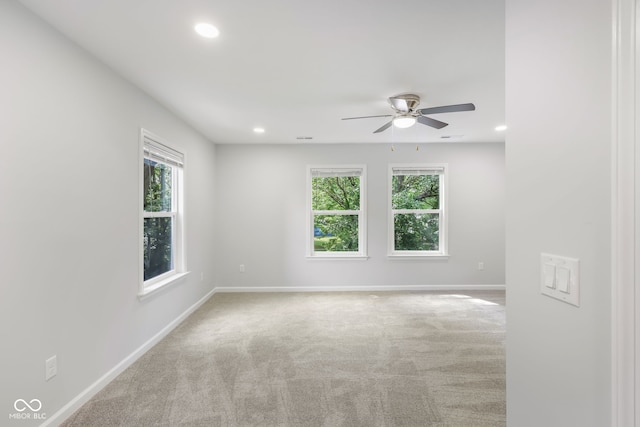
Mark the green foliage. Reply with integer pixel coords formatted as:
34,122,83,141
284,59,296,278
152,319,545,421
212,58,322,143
392,174,440,251
143,159,174,279
144,159,172,212
394,214,439,251
143,217,173,280
313,236,338,251
314,215,359,251
312,176,360,252
312,176,359,210
392,175,439,209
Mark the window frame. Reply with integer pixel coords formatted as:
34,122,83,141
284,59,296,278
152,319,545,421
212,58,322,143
306,165,367,259
139,129,188,297
388,163,448,258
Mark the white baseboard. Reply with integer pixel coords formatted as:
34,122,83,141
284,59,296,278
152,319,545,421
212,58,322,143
214,284,505,293
42,288,216,427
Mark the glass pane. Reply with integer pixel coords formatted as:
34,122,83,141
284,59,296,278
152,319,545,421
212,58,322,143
144,159,173,212
312,176,360,210
392,174,439,209
144,217,173,280
394,213,439,251
313,214,359,252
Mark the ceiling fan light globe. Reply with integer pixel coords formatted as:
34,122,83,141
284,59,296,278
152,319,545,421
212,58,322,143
393,116,416,129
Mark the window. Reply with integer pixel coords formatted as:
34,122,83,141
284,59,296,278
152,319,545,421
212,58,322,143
389,164,447,256
308,166,367,258
140,129,186,295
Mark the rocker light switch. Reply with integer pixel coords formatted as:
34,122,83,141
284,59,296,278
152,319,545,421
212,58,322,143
540,253,580,307
556,266,570,293
543,263,556,288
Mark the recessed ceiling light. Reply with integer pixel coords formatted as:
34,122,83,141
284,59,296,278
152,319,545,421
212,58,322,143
495,125,507,131
195,23,219,38
253,127,265,134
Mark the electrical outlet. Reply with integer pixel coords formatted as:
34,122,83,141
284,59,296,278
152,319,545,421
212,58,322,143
200,272,204,281
239,264,245,273
45,355,57,381
478,262,485,270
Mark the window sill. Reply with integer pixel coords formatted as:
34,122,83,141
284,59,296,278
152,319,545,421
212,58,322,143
138,271,190,300
307,255,369,261
387,254,450,260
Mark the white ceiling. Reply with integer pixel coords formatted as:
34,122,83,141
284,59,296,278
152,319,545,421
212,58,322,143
19,0,505,145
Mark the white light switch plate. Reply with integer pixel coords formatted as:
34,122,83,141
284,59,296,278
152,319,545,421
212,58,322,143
540,253,580,307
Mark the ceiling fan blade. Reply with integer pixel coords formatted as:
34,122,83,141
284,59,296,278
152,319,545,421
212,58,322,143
417,115,448,129
373,121,393,133
342,114,393,120
418,103,476,115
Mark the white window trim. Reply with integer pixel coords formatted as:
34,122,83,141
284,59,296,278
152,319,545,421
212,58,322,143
306,165,368,259
138,129,188,298
388,163,448,258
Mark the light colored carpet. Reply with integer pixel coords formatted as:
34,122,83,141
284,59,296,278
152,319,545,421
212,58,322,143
62,291,505,426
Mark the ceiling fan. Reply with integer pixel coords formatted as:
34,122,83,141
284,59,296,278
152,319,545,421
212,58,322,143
342,93,475,133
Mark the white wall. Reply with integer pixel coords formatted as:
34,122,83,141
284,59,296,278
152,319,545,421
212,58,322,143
0,2,216,425
505,0,612,425
214,143,505,288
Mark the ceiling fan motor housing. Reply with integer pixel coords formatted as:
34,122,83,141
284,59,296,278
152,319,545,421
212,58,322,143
389,93,421,112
